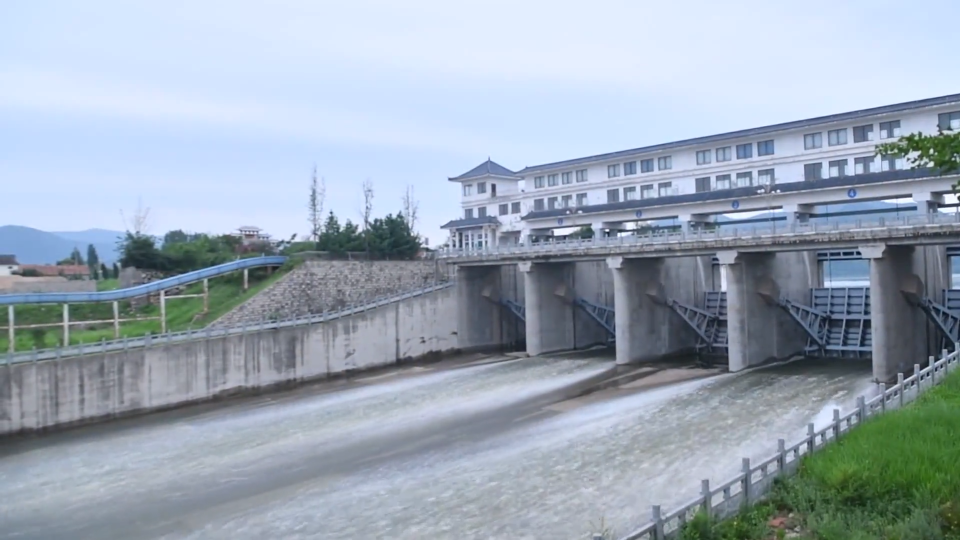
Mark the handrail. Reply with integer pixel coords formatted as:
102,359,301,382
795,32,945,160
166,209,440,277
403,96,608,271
0,256,288,305
2,281,453,365
440,212,960,260
607,346,960,540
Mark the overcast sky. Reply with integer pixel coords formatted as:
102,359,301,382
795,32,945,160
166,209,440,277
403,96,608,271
2,0,958,245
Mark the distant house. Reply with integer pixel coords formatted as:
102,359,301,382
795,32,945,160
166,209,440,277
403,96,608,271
0,255,19,277
233,226,273,245
19,264,91,280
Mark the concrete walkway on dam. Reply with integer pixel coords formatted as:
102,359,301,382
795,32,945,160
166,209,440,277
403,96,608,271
0,352,877,540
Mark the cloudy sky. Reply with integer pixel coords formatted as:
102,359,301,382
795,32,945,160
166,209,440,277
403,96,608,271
2,0,958,245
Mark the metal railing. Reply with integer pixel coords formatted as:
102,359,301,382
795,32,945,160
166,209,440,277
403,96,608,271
441,212,960,260
0,256,289,305
2,282,454,365
600,346,960,540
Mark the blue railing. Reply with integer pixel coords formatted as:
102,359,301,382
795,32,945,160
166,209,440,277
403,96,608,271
0,256,288,306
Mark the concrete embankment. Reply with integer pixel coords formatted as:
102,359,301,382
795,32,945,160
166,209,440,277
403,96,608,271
0,286,459,437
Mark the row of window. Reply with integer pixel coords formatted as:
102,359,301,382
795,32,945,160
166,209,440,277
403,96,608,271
692,169,777,192
525,111,960,193
462,181,499,197
802,155,904,181
464,200,523,220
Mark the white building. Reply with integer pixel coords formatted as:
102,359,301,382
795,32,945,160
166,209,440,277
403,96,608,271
443,93,960,249
0,255,19,277
234,226,273,245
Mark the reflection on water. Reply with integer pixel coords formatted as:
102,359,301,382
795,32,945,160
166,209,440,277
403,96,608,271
0,355,874,540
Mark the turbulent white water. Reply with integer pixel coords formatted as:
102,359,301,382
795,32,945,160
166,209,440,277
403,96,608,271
0,355,874,540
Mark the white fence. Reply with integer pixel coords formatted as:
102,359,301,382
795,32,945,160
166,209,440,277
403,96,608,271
2,282,454,365
597,346,960,540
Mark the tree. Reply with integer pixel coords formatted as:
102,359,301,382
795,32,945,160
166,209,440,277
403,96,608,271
112,262,120,278
402,185,419,235
100,262,110,280
58,247,85,266
121,197,151,236
361,178,375,255
876,126,960,187
86,244,100,278
119,233,164,270
307,166,326,242
163,230,189,246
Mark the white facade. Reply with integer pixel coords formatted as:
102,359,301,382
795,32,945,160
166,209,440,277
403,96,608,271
0,256,19,277
443,94,960,246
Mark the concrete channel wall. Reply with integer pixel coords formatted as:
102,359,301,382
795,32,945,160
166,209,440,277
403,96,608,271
0,285,458,436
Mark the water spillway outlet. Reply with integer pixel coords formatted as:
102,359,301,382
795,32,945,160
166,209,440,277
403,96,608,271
899,273,926,306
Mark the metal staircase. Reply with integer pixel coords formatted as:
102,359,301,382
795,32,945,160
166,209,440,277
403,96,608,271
776,288,871,358
500,298,526,323
574,297,616,342
918,289,960,349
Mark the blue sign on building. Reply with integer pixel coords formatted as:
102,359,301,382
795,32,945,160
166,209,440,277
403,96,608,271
635,210,643,219
731,200,740,210
557,218,564,226
847,188,858,199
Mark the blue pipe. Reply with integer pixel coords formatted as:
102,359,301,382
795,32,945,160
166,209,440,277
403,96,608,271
0,256,288,306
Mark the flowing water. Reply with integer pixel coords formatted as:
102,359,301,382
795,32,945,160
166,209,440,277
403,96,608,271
0,353,874,540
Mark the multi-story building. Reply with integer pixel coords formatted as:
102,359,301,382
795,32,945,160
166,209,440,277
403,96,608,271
443,93,960,249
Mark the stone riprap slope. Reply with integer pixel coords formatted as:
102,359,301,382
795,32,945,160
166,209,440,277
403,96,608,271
212,260,446,327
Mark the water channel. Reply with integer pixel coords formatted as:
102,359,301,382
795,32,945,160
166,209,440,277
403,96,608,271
0,350,875,540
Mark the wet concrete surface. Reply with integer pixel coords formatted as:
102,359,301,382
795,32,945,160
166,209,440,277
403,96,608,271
0,351,875,540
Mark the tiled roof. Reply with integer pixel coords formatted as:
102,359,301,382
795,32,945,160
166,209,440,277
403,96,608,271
0,254,18,265
440,216,501,229
517,93,960,175
19,264,90,276
448,159,520,181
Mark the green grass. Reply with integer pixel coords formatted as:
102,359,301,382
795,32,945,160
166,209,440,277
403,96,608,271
678,369,960,540
1,269,287,352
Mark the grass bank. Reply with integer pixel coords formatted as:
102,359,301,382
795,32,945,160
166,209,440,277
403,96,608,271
0,268,288,352
678,368,960,540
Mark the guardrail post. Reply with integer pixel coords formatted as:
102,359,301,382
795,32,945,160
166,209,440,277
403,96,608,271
5,351,11,365
123,336,129,350
915,363,922,393
101,338,106,354
700,479,711,516
857,396,866,423
897,373,904,408
55,346,61,359
651,505,664,540
777,439,786,472
930,355,937,385
832,409,841,439
145,332,152,348
31,346,37,362
78,340,84,356
879,383,887,413
7,305,14,353
807,423,815,453
741,458,752,504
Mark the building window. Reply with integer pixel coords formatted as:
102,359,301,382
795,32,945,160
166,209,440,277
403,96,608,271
879,120,901,139
695,176,711,193
640,185,654,199
534,176,545,188
736,143,752,160
853,125,874,143
575,193,588,206
624,161,637,175
561,171,573,185
804,132,822,150
658,156,672,170
854,156,874,175
623,186,637,200
547,173,559,187
547,196,558,210
533,199,545,211
511,201,521,214
576,169,589,182
735,172,753,187
715,174,731,190
607,189,620,203
463,184,473,196
696,150,711,165
804,162,823,181
657,182,673,197
757,139,775,156
464,208,474,219
608,164,621,178
498,203,508,216
715,147,731,162
561,194,573,207
640,159,654,173
829,159,848,178
880,154,904,172
940,111,960,131
828,128,847,146
477,182,487,194
477,207,487,218
758,168,775,186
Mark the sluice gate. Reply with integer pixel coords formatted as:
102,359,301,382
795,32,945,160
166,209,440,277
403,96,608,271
780,288,872,358
668,291,728,354
574,298,616,342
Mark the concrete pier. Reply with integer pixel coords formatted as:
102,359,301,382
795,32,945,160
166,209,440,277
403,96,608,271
456,266,507,352
518,262,576,356
719,251,817,372
861,244,926,382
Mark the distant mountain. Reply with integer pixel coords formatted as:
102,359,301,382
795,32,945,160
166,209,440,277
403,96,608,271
0,225,123,265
